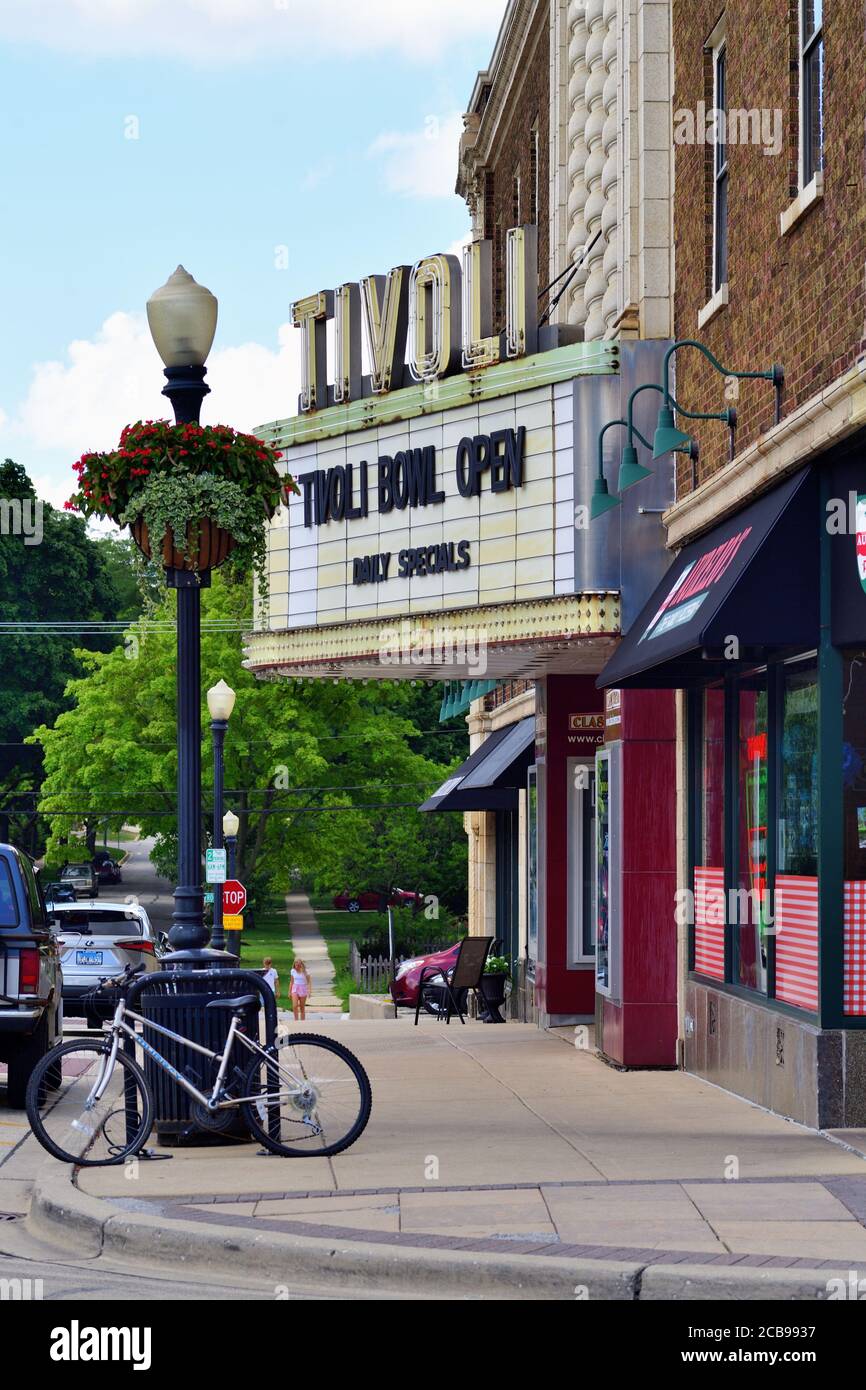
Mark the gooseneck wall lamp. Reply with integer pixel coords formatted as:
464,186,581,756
589,341,784,523
653,340,783,458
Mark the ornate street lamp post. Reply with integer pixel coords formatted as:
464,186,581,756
207,680,236,953
146,267,226,961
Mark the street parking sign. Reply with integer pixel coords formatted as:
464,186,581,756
205,849,227,884
222,880,246,913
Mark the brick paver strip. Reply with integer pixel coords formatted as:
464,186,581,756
154,1201,864,1269
176,1173,865,1206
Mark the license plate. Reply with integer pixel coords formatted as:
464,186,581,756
75,950,103,966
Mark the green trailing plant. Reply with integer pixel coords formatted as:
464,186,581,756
65,419,297,596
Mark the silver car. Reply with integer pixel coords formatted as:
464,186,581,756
60,863,98,898
47,900,163,1026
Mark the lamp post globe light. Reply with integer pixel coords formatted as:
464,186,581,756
145,266,229,962
207,680,236,955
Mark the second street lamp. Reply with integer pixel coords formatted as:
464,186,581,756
223,810,241,960
207,680,236,955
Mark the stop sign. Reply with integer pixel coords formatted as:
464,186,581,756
222,880,247,913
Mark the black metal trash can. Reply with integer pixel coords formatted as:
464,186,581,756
124,968,278,1144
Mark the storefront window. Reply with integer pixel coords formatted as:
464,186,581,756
701,687,725,867
737,674,769,993
779,657,819,876
596,750,611,993
527,767,538,963
843,651,866,882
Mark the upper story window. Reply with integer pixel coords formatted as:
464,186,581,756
711,27,729,294
530,124,540,227
512,167,521,228
800,0,824,187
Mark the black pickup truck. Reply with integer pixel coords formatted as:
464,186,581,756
0,844,63,1107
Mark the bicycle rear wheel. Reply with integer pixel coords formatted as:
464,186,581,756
26,1039,152,1166
242,1033,372,1158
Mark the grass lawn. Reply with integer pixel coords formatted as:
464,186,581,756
237,903,393,1011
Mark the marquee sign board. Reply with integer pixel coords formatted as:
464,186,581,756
266,372,578,631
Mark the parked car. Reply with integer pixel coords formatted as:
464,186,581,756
60,862,98,898
47,900,162,1028
94,858,122,886
0,845,63,1108
43,881,76,906
389,941,461,1013
333,887,423,914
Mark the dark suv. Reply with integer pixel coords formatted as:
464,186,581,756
0,845,63,1108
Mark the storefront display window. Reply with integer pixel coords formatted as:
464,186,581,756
567,761,595,965
780,658,819,875
737,674,769,994
691,658,821,1013
701,687,725,868
843,651,866,882
596,749,611,993
694,687,726,982
527,767,538,964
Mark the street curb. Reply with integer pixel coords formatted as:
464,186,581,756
27,1160,637,1298
27,1159,866,1300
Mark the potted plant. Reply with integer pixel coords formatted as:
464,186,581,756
480,954,511,1022
65,418,297,590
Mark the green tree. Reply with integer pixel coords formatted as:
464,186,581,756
0,461,136,849
30,572,467,911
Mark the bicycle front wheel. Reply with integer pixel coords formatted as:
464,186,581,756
26,1039,153,1167
242,1033,372,1158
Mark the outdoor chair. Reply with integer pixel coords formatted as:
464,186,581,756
414,935,494,1026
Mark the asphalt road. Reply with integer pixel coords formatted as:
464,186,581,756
0,839,368,1302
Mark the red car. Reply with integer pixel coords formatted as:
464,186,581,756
389,942,461,1013
333,887,422,914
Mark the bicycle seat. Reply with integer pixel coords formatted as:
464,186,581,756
204,994,260,1012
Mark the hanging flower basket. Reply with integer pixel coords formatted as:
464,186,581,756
65,419,298,587
130,516,236,572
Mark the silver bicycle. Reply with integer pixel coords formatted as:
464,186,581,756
26,969,372,1166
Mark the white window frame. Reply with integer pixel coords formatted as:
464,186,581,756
799,0,824,190
710,19,728,298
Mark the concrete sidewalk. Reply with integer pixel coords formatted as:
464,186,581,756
285,892,342,1013
34,1016,866,1297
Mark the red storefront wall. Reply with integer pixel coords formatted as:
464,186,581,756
533,678,678,1062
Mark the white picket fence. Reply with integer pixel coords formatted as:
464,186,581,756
349,944,399,994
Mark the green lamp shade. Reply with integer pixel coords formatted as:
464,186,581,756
652,404,692,459
590,475,622,521
617,445,653,493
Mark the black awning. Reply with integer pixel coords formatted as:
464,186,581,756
420,718,535,812
597,467,818,689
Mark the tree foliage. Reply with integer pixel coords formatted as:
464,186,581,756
30,572,468,913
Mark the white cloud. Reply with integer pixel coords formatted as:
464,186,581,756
11,310,301,457
0,0,507,63
368,112,464,200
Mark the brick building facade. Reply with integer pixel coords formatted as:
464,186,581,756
672,0,866,492
459,0,551,332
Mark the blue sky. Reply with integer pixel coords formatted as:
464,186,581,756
0,0,506,503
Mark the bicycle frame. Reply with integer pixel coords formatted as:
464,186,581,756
89,996,301,1114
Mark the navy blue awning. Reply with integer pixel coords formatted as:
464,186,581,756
597,468,818,689
420,718,535,812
